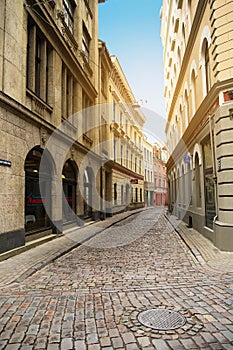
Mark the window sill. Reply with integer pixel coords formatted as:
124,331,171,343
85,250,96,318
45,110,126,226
26,89,53,118
83,133,93,146
61,116,77,132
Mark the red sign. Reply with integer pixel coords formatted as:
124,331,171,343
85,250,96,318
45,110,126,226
130,179,138,184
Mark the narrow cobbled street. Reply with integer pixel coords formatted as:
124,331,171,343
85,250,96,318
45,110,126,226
0,208,233,350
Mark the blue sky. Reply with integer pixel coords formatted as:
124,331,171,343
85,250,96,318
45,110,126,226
98,0,165,120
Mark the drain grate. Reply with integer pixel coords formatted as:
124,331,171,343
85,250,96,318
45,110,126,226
138,308,186,330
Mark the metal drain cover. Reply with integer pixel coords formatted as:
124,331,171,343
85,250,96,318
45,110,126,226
138,308,186,330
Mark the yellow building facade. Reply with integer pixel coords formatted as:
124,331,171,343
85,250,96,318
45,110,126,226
0,0,106,253
161,0,233,250
98,43,146,215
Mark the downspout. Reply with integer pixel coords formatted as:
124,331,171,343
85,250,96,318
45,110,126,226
2,0,7,91
209,114,218,222
99,44,105,220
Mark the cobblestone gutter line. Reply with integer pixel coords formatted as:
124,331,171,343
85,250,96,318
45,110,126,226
164,213,233,274
0,208,150,288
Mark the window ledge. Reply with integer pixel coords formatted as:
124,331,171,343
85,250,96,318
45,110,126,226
61,116,77,132
26,89,53,117
83,132,93,146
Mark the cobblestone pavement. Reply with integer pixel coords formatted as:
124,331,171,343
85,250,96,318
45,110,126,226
0,208,233,349
167,215,233,274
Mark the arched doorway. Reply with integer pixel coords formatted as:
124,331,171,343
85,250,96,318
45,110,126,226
24,147,52,232
84,167,93,219
62,159,77,223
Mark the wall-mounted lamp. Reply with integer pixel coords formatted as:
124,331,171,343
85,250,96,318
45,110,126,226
229,108,233,120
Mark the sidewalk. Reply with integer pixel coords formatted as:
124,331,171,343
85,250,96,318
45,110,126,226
0,208,148,288
166,213,233,274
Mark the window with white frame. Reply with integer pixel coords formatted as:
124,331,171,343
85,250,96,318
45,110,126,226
27,16,53,103
63,0,75,33
82,23,91,62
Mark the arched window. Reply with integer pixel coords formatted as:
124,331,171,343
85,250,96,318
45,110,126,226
204,39,211,94
177,168,180,207
179,103,183,136
187,161,192,206
199,27,211,98
62,159,77,223
175,115,179,140
184,89,189,127
25,147,52,232
187,0,192,33
170,131,173,152
84,167,93,218
190,69,196,117
182,23,186,52
182,164,185,206
174,64,177,79
177,47,181,71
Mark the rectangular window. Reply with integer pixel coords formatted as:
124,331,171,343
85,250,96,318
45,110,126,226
114,183,117,205
62,63,76,121
120,112,123,128
114,139,117,162
35,34,42,96
113,101,116,122
121,185,124,204
203,137,216,229
101,68,107,96
63,0,75,33
27,16,53,103
126,149,129,168
82,23,91,62
82,90,92,134
140,188,143,202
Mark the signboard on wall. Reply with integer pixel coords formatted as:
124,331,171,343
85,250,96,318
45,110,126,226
130,179,138,184
0,159,11,167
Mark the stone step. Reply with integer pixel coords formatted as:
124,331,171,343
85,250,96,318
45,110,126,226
0,233,59,262
25,228,53,243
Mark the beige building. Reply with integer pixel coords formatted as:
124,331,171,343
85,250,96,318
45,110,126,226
98,44,146,215
161,0,233,250
0,0,106,253
153,143,168,206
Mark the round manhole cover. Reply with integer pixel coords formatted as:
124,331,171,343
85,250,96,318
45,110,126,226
138,308,186,330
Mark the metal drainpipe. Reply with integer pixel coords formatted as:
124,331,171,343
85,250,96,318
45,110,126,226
99,44,105,220
209,114,218,222
2,0,7,91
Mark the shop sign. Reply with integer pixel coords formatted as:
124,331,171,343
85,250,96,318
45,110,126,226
0,159,11,167
27,193,45,206
130,179,138,184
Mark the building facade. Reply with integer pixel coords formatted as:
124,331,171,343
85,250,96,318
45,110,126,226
161,0,233,250
98,47,146,215
153,143,168,206
0,0,147,255
0,0,106,253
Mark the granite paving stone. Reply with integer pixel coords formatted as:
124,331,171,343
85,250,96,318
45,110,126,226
0,208,232,349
